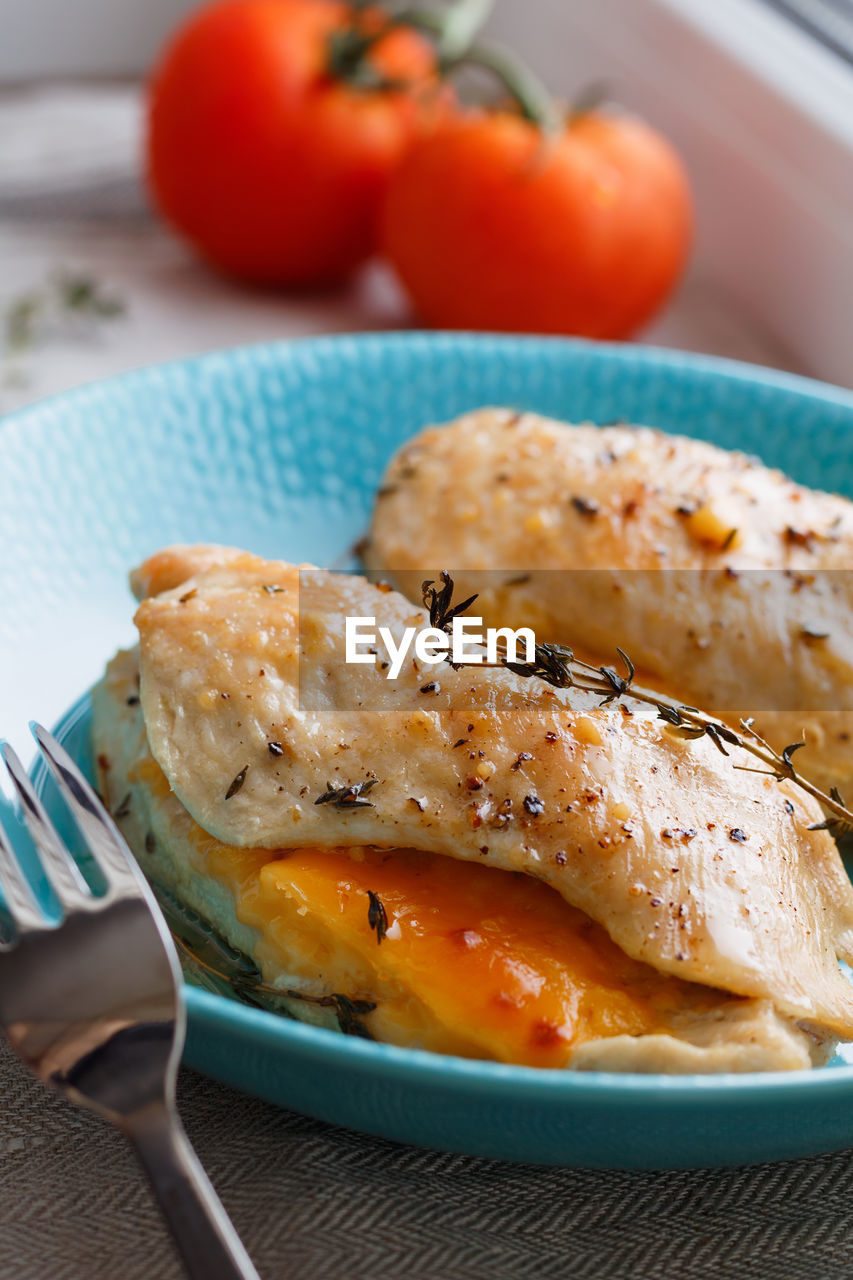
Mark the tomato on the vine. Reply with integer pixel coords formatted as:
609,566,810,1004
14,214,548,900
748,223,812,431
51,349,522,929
381,108,692,339
146,0,445,286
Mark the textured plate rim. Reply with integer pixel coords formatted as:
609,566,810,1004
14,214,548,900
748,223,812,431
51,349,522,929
3,330,853,449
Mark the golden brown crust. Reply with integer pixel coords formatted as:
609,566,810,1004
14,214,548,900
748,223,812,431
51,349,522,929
365,409,853,794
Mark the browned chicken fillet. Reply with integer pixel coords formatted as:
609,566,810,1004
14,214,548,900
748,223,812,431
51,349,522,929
365,408,853,795
132,545,853,1039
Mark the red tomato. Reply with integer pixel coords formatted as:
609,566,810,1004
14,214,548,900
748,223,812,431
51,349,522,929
381,109,692,338
147,0,442,286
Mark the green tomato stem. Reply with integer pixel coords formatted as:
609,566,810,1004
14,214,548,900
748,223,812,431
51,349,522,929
327,0,495,91
448,39,562,132
401,0,495,61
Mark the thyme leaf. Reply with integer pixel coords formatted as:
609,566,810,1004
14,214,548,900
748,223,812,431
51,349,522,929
504,641,576,688
285,990,377,1038
422,570,479,633
314,778,378,809
113,793,132,820
225,765,249,799
366,890,388,944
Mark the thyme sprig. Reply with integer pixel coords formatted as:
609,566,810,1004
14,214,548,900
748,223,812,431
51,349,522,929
423,573,853,838
169,926,377,1037
2,269,125,398
4,269,124,356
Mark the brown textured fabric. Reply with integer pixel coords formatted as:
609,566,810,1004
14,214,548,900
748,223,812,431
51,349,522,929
1,1036,852,1280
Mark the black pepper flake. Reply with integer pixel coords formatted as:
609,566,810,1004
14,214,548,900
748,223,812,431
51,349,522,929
555,851,567,866
225,766,249,800
420,681,440,694
366,890,388,944
262,584,285,594
544,731,558,743
512,751,533,771
571,495,600,517
720,527,739,552
467,777,484,791
144,832,156,854
650,897,663,907
452,738,469,749
179,588,197,604
784,799,795,815
268,741,284,757
523,794,545,816
125,695,140,707
729,828,748,842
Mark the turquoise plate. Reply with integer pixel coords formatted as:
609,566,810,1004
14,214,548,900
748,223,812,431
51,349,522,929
4,332,853,1170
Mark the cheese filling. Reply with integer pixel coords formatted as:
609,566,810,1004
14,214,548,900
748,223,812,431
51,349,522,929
127,752,741,1069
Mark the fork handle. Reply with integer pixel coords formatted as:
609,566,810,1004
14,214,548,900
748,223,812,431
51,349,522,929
125,1103,261,1280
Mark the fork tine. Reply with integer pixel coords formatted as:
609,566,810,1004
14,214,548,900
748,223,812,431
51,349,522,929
0,805,45,940
1,742,92,912
31,725,144,897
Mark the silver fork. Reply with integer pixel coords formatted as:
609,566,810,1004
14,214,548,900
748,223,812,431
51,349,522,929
0,724,261,1280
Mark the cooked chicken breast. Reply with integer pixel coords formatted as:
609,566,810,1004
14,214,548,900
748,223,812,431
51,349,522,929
365,408,853,795
94,642,832,1072
128,545,853,1044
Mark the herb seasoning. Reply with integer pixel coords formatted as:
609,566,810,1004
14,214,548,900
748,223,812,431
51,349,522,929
314,778,378,809
366,890,388,945
225,766,249,800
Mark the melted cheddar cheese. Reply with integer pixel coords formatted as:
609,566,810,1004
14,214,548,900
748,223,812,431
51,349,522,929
189,833,732,1068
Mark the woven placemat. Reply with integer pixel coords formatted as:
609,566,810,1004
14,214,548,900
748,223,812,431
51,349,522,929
2,1038,852,1280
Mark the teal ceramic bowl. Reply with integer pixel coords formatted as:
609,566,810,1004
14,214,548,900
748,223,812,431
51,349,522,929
5,332,853,1170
